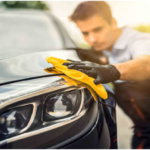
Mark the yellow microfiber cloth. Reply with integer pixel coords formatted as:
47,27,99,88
45,57,108,100
45,67,98,101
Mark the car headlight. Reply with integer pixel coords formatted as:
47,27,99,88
0,76,94,145
0,105,33,138
43,90,83,122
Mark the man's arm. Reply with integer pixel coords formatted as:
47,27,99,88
63,55,150,84
114,55,150,81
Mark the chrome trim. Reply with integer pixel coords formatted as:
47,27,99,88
0,109,87,146
0,102,40,134
19,101,40,133
0,84,84,110
75,89,84,116
0,89,86,146
42,89,84,125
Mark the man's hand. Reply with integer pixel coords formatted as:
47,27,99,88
63,61,120,84
75,49,108,65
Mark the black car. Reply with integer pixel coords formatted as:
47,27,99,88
0,10,117,149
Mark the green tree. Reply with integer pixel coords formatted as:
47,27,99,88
0,1,50,10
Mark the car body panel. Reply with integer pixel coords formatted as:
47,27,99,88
0,50,117,149
1,100,102,149
0,50,79,85
0,10,117,149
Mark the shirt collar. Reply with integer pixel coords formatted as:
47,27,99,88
113,26,133,51
102,26,133,56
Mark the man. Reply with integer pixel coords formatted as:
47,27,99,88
63,1,150,149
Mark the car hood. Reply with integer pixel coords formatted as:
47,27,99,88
0,50,80,85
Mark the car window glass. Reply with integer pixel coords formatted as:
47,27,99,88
0,13,64,60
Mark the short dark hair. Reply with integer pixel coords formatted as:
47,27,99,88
70,1,112,24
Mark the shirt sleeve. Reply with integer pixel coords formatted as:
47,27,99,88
129,35,150,59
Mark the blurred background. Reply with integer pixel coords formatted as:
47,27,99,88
0,1,150,148
48,1,150,30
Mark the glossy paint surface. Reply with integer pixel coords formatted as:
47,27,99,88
0,50,79,84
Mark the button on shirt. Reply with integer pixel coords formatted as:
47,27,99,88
102,26,150,82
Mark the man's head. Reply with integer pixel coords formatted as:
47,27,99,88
70,1,119,51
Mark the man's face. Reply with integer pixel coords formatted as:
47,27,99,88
76,15,117,51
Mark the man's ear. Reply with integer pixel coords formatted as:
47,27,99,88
111,18,118,29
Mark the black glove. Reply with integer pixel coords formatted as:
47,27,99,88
63,60,120,84
75,48,108,65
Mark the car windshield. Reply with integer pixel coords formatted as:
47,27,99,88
0,12,64,60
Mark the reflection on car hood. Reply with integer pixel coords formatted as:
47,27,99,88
0,50,80,85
